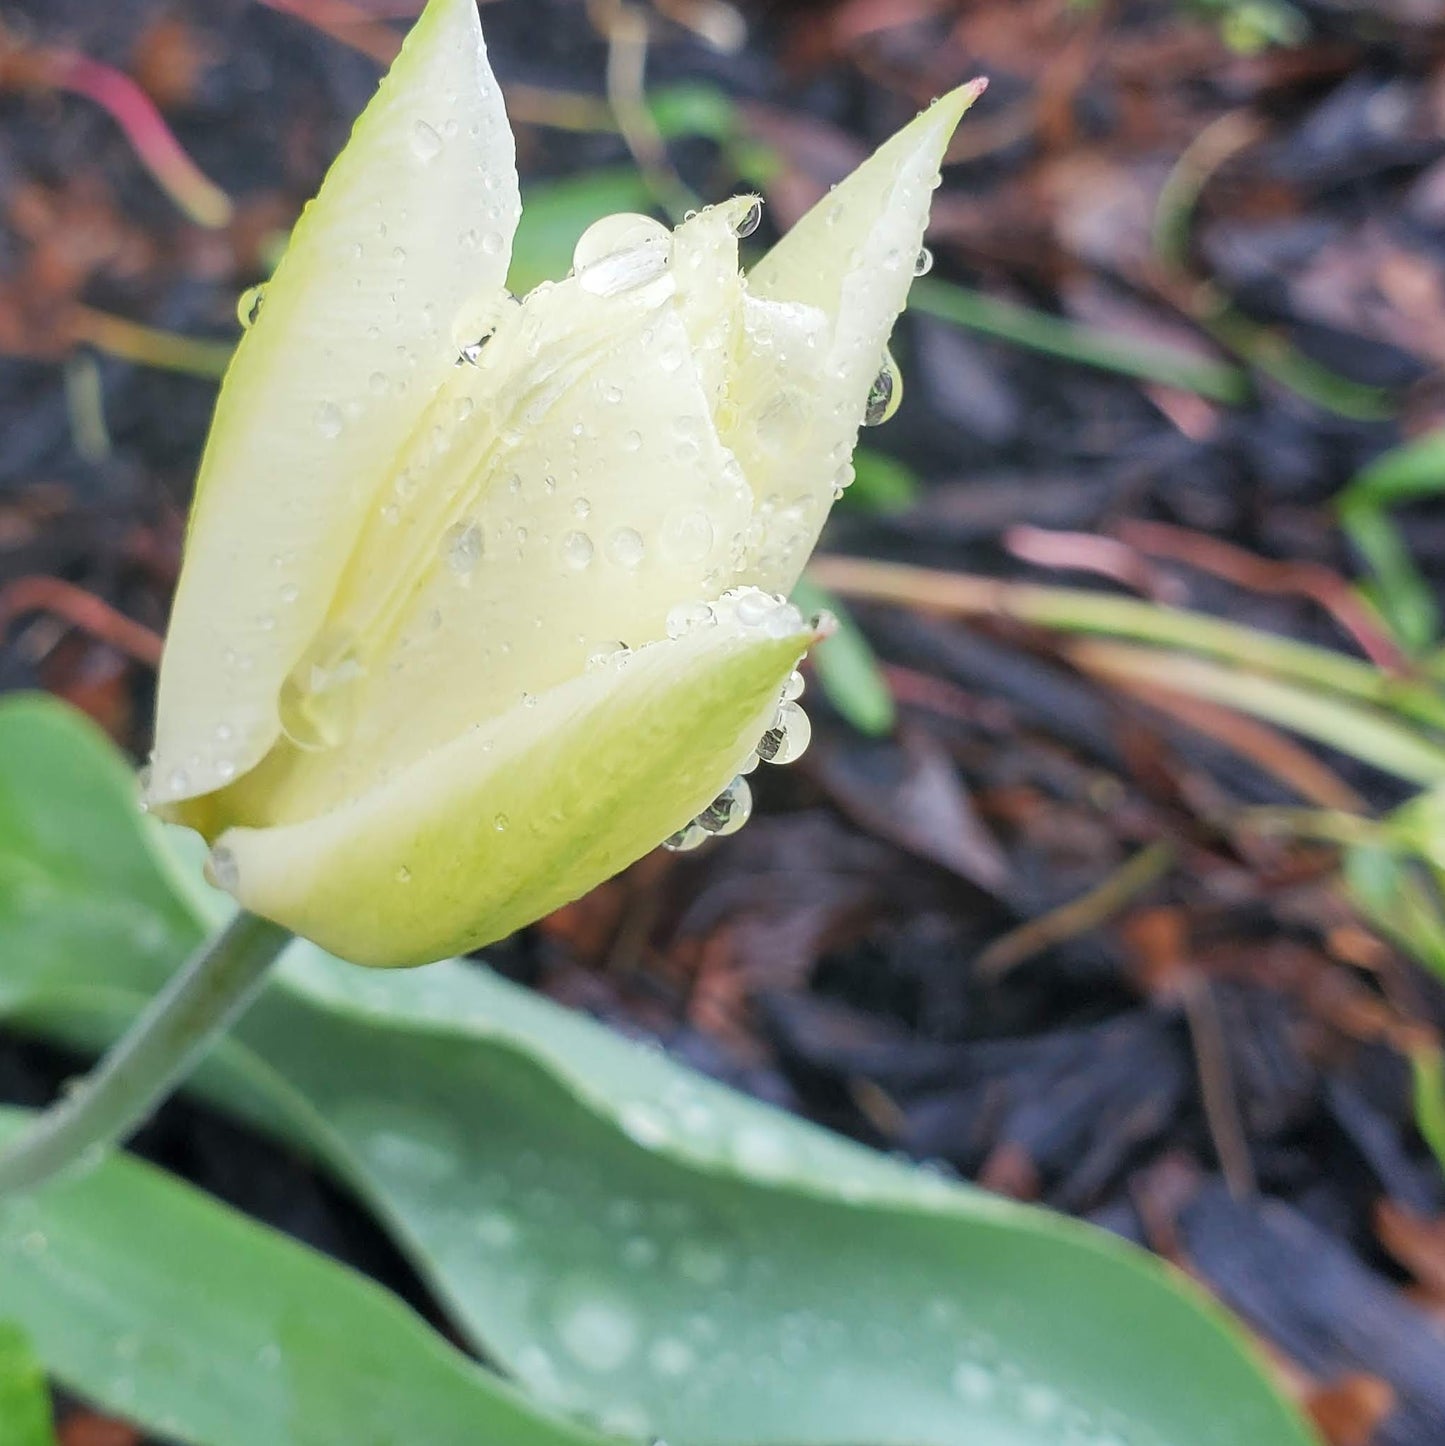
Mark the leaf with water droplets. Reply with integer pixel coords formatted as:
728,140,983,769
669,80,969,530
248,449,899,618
0,1110,605,1446
0,695,1319,1446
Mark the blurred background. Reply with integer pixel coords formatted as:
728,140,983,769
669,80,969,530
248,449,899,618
2,0,1445,1442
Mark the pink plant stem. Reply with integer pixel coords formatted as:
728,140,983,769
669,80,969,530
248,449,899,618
46,49,232,228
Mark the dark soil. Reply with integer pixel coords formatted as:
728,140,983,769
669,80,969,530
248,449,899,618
3,1,1445,1443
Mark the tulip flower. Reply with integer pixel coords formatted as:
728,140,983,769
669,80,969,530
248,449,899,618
136,0,980,968
0,0,982,1198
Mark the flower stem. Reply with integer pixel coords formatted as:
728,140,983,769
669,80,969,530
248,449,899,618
0,911,291,1196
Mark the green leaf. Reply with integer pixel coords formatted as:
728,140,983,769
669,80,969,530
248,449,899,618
0,694,1318,1446
0,1322,56,1446
792,576,897,737
0,1110,602,1446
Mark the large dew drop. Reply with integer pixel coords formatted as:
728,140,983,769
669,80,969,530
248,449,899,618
862,352,901,427
572,213,673,299
697,775,751,837
236,285,265,329
756,699,811,764
278,641,367,752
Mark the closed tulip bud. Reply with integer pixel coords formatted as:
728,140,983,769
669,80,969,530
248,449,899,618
143,0,981,966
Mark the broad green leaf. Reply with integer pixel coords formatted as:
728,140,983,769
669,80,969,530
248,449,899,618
0,695,1318,1446
0,1110,601,1446
0,1322,56,1446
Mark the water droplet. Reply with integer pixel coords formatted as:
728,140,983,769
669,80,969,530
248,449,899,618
494,813,509,832
951,1361,996,1403
648,1336,696,1377
662,821,708,853
573,213,673,298
475,1210,518,1249
443,521,483,578
553,1276,639,1373
1020,1384,1062,1423
207,844,240,893
697,776,751,837
395,865,412,884
236,285,265,329
279,644,366,752
783,669,805,701
914,245,934,276
560,530,594,570
410,119,443,162
586,641,628,669
756,701,811,765
314,401,344,439
620,1101,670,1148
762,600,804,638
452,290,517,363
167,768,190,794
662,508,714,564
863,355,899,426
666,601,713,638
623,429,642,452
733,196,763,238
368,370,391,396
673,1239,730,1286
606,527,645,570
730,1122,791,1179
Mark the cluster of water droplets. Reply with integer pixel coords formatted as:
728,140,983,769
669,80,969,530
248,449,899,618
662,592,813,854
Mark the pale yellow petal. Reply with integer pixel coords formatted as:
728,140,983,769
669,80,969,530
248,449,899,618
220,259,755,828
732,82,984,594
216,598,816,966
149,0,520,808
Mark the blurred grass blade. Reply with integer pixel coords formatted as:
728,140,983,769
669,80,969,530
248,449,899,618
909,278,1251,405
0,1110,604,1446
1076,641,1445,785
1409,1045,1445,1176
809,555,1445,734
1338,431,1445,654
1340,502,1439,656
792,576,896,736
1342,844,1445,981
0,1323,56,1446
0,696,1319,1446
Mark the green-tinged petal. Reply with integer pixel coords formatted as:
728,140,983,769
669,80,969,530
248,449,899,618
735,82,984,594
223,262,754,828
216,596,815,965
149,0,520,810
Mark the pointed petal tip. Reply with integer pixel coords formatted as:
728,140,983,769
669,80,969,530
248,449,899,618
923,76,989,138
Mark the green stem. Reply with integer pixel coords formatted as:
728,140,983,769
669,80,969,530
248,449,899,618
0,911,291,1196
